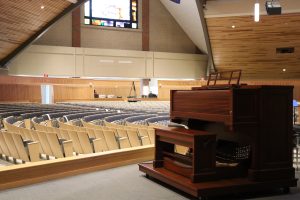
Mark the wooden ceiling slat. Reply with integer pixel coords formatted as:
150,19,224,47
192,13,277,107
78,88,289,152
206,13,300,79
0,0,87,67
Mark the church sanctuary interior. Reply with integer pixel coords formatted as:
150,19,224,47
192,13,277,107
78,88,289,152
1,0,300,199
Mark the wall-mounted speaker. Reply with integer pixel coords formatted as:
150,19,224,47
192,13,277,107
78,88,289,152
265,1,282,15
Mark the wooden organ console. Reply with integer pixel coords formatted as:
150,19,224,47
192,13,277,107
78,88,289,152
139,84,297,198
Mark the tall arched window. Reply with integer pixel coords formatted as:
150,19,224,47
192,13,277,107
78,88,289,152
84,0,138,29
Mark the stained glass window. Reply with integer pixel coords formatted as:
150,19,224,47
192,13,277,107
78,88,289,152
84,0,138,29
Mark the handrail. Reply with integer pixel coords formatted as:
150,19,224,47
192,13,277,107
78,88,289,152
207,70,242,86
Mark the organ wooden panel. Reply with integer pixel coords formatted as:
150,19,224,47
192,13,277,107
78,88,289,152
0,0,72,62
206,13,300,79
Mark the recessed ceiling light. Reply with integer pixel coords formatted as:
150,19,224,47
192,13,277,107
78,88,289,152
41,5,45,9
282,68,286,72
231,25,236,29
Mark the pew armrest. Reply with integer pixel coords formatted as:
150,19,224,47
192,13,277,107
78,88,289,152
62,140,73,157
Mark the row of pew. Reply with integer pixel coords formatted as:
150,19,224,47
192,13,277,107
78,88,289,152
0,116,156,164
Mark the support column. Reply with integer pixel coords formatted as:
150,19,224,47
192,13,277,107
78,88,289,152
142,0,150,51
196,0,215,73
72,7,81,47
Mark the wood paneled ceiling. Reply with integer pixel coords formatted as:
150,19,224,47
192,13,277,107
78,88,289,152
0,0,85,67
206,13,300,79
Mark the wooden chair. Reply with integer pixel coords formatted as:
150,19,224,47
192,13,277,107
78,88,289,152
46,132,73,158
44,126,55,133
116,128,131,149
126,129,141,147
137,128,151,145
85,128,96,138
24,118,32,129
0,132,11,160
29,129,41,143
2,131,20,163
28,129,44,155
36,131,54,158
49,127,63,139
9,127,27,140
10,132,40,162
93,129,109,151
3,121,19,133
34,123,47,132
81,120,102,130
59,129,71,140
58,122,79,131
19,127,34,141
45,120,53,127
0,142,3,159
76,131,103,154
68,130,84,154
147,128,155,144
102,130,119,150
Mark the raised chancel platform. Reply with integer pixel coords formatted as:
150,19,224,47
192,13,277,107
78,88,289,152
139,162,297,198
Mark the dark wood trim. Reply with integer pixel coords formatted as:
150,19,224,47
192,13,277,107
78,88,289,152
142,0,150,51
72,7,81,47
0,0,88,68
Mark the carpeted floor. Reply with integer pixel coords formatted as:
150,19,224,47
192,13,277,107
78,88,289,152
0,164,299,200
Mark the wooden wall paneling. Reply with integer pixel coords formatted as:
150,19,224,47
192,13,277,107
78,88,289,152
53,85,93,102
206,13,300,79
93,80,141,98
0,84,41,103
0,0,70,61
0,76,142,102
0,0,88,67
3,76,300,102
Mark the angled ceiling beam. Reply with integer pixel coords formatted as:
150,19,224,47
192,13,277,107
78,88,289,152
196,0,216,73
66,0,78,3
0,0,88,68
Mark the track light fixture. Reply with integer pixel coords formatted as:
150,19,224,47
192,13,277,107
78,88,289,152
254,1,260,22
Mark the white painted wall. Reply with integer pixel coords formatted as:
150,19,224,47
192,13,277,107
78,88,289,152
150,0,197,53
34,0,197,54
8,45,207,79
35,14,72,47
160,0,208,54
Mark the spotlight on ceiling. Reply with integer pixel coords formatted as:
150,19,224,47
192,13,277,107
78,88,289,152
265,0,282,15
